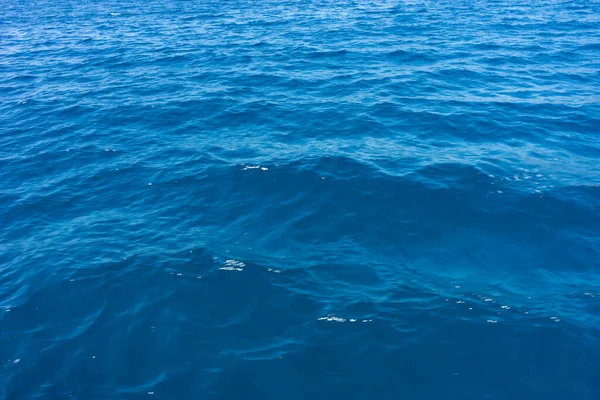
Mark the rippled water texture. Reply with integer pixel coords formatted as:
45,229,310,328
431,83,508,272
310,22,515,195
2,0,600,398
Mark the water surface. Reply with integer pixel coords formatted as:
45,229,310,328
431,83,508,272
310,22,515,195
1,0,600,399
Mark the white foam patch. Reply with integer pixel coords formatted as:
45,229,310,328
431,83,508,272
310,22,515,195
219,259,246,271
318,315,371,323
318,315,346,322
241,165,269,171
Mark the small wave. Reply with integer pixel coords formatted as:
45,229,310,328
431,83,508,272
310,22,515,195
307,49,349,58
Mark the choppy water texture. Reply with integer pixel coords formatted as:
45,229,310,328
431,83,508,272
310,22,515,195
2,0,600,398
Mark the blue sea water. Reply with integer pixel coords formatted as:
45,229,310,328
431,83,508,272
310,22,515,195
1,0,600,398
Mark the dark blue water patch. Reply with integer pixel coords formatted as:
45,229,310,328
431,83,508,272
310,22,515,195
2,0,600,399
385,49,437,65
